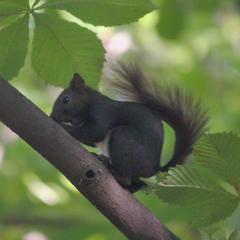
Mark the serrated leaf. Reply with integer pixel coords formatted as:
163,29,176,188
0,0,29,18
142,171,168,186
39,0,155,26
0,14,29,80
151,164,239,226
194,133,240,191
32,11,105,87
157,0,186,39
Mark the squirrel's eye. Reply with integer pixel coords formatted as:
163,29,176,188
62,96,71,104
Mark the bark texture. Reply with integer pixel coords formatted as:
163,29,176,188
0,77,179,240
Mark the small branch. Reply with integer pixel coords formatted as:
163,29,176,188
0,77,179,240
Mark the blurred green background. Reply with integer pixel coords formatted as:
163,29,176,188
1,0,240,239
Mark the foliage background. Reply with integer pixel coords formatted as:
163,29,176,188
0,0,240,239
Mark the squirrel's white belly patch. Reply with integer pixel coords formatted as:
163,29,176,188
95,133,110,157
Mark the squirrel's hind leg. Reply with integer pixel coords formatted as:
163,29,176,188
108,126,157,192
92,152,134,188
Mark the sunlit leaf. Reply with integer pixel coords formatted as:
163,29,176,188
0,14,29,80
39,0,155,26
0,0,29,18
32,11,105,87
32,0,42,9
194,133,240,189
150,164,239,226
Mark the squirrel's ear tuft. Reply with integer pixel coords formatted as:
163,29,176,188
70,73,85,89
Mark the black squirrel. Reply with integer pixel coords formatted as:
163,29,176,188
51,62,208,192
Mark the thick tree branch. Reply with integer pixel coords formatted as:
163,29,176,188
0,77,179,240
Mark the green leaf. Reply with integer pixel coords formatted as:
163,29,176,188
32,11,105,87
151,164,239,226
157,0,186,39
0,0,29,18
0,14,29,80
194,133,240,190
32,0,42,9
39,0,155,26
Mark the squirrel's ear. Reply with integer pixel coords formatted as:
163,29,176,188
70,73,85,89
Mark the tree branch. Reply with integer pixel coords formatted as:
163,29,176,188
0,77,179,240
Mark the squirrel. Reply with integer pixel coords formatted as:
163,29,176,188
50,62,208,192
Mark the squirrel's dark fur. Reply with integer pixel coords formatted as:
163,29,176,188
51,62,208,192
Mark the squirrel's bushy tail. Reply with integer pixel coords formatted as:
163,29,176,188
101,62,208,171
